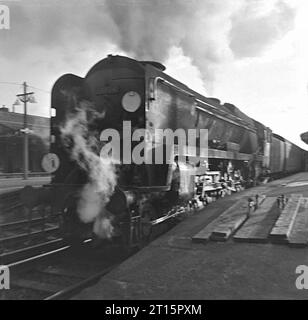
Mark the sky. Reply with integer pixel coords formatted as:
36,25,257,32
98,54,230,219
0,0,308,149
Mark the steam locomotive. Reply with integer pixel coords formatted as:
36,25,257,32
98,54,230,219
22,54,306,246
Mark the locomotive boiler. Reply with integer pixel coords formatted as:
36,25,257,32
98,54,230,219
21,54,306,246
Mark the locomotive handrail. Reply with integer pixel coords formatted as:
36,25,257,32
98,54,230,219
120,185,171,192
150,77,255,133
195,105,256,133
195,98,253,128
153,77,195,99
152,76,245,123
198,100,248,123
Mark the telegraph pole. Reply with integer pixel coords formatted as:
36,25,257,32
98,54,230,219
23,82,28,180
23,82,29,180
17,82,34,180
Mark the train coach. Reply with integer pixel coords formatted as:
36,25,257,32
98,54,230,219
21,54,307,246
268,134,304,177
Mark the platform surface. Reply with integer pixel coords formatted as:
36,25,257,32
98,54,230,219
74,172,308,300
233,197,278,242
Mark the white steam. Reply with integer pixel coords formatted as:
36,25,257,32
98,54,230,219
60,99,117,239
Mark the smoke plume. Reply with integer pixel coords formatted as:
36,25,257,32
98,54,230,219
1,0,296,89
105,0,236,84
229,0,296,58
60,98,117,239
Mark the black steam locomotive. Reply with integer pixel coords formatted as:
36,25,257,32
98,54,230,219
22,55,306,246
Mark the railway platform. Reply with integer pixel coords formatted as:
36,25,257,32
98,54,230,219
74,172,308,300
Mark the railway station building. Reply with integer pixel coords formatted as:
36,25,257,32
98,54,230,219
0,107,50,174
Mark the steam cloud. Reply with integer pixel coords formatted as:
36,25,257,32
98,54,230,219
229,0,296,58
60,98,117,239
0,0,296,87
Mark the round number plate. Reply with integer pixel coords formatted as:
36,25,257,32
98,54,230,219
41,153,60,173
121,91,141,112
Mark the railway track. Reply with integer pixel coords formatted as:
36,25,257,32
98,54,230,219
0,184,248,300
0,209,181,300
1,239,131,300
0,238,65,265
0,192,183,300
0,190,61,254
0,190,22,215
